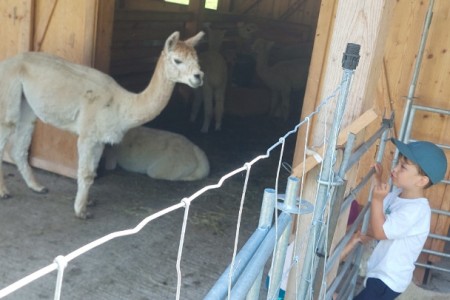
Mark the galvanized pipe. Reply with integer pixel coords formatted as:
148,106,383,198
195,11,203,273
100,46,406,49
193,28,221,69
415,262,450,273
297,43,360,299
421,248,450,259
325,245,356,300
348,125,390,297
315,130,356,256
229,213,292,300
429,233,450,242
204,189,276,300
246,189,277,300
346,118,392,172
267,177,300,299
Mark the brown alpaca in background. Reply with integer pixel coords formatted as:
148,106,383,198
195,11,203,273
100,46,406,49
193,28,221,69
252,38,309,120
190,27,228,133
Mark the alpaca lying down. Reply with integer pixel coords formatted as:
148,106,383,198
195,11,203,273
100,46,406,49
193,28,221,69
108,126,209,181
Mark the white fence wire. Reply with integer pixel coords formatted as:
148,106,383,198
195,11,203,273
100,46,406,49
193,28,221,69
0,85,342,300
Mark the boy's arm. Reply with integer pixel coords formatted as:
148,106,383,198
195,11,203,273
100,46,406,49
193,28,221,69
371,192,388,240
370,163,389,240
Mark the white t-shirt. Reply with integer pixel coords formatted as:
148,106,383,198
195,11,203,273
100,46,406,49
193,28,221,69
365,188,431,293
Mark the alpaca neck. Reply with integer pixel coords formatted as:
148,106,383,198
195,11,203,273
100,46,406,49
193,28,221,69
125,52,175,130
255,52,271,80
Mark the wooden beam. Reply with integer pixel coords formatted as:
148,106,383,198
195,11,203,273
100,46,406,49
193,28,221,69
280,0,307,21
285,0,396,298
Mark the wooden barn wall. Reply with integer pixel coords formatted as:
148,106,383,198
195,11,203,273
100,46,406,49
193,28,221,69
376,0,450,281
1,0,114,178
0,0,34,60
294,0,449,285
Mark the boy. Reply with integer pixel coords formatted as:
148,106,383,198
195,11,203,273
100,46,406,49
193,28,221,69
354,139,448,300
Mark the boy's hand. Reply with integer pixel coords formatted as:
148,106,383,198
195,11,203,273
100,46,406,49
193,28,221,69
370,162,389,240
373,163,383,186
349,230,372,247
372,163,389,201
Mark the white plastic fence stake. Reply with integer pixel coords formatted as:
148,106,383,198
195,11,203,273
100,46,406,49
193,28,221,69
53,255,68,300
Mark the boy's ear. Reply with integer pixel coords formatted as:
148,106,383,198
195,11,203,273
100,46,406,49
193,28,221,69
417,175,431,188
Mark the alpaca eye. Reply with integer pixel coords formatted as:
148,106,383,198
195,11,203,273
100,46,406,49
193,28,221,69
174,59,182,65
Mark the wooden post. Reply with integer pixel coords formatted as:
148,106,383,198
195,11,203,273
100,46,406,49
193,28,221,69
28,0,115,178
185,0,204,37
285,0,395,298
0,0,35,59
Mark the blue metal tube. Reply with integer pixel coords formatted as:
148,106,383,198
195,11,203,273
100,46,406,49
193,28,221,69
247,189,277,300
203,229,270,300
267,177,300,299
229,213,292,300
204,189,276,300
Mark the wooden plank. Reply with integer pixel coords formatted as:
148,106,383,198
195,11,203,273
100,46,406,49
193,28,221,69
115,10,193,22
1,0,34,163
291,0,338,168
94,0,115,73
112,27,181,42
110,46,159,61
113,20,185,31
83,0,98,66
0,0,34,59
291,109,378,178
28,0,109,179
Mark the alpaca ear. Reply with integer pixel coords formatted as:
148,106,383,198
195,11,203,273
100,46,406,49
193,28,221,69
185,31,205,47
165,31,180,52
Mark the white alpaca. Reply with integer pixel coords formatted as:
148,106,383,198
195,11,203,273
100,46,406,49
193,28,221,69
252,38,309,120
190,27,228,133
0,31,204,218
106,126,209,181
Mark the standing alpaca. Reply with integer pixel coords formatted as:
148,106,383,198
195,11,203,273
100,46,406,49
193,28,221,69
105,126,209,181
252,38,309,120
0,31,204,219
190,27,228,133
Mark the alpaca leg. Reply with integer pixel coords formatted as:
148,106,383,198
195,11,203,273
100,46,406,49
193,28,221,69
190,88,203,123
0,80,23,198
214,88,225,131
10,103,47,193
102,145,119,171
74,137,104,219
269,90,278,117
201,85,213,133
280,90,291,120
0,124,14,198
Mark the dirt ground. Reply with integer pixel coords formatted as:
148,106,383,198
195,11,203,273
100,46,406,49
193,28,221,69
1,100,449,300
0,100,299,300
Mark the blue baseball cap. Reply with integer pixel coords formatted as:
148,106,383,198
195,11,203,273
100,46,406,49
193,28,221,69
391,139,448,185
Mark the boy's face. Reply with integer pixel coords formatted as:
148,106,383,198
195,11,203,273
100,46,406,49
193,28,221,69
391,156,429,190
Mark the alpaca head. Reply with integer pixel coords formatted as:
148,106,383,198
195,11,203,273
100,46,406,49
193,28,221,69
162,31,205,88
237,22,258,39
251,38,274,55
207,28,226,51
